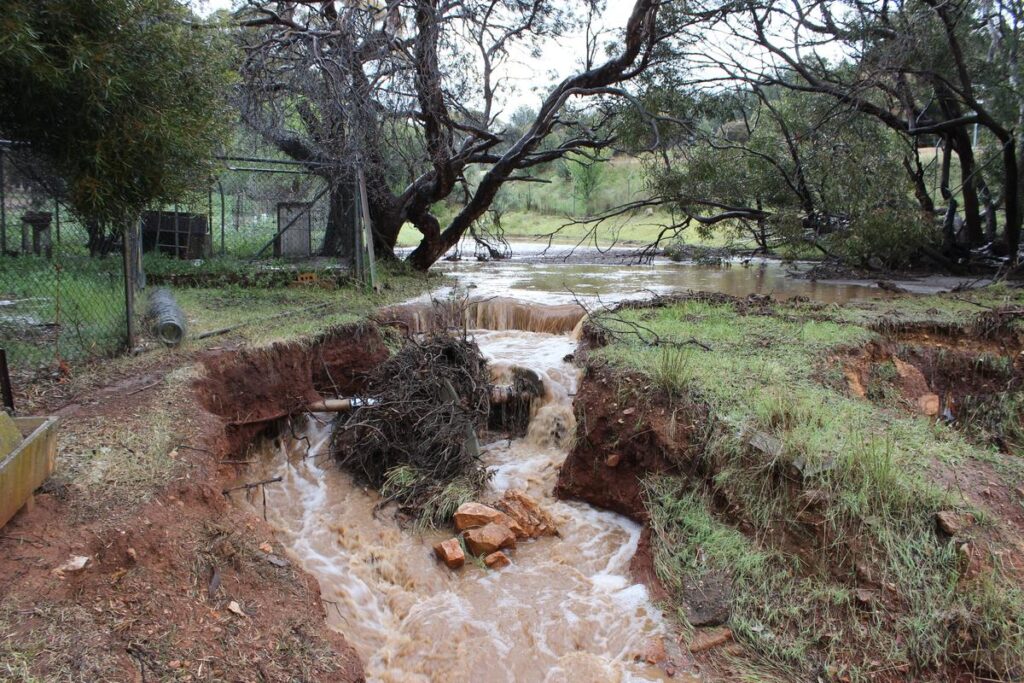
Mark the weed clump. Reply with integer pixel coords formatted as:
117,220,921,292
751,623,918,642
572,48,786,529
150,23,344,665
331,335,490,525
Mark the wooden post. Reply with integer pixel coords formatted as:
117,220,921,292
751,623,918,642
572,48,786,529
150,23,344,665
352,178,364,283
358,169,379,292
122,220,137,350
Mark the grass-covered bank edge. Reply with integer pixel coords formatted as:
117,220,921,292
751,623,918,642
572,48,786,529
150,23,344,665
583,288,1024,680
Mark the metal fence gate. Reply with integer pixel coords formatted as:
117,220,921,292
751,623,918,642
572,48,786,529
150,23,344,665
211,158,330,259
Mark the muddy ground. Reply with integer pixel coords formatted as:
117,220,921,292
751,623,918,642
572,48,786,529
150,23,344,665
1,326,390,682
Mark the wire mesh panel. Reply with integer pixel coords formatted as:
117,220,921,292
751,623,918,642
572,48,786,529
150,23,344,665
210,161,330,259
0,145,128,380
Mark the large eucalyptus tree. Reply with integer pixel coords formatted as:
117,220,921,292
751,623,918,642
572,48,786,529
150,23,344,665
236,0,664,268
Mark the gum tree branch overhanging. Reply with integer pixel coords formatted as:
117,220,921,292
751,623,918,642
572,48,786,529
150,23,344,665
237,0,664,270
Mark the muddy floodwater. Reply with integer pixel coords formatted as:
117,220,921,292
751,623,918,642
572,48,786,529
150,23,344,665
238,329,685,682
419,240,976,304
425,243,884,304
233,251,929,681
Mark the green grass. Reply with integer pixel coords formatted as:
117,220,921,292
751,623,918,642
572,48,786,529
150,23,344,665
172,263,440,346
382,465,478,530
593,290,1024,679
0,251,126,373
395,209,745,249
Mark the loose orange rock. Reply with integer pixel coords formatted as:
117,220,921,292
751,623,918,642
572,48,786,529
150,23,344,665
463,523,516,556
936,510,973,536
917,393,940,416
484,551,511,569
605,452,622,468
640,636,667,665
494,489,558,539
433,538,465,569
453,502,524,536
688,627,733,653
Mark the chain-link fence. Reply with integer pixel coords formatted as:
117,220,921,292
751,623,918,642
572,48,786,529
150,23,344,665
215,159,330,258
145,158,331,261
0,144,129,381
1,152,337,381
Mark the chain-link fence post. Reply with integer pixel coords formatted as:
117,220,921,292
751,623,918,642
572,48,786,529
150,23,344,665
122,219,140,350
0,145,6,254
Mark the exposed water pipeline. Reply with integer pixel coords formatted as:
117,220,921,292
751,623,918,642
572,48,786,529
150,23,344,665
233,324,683,682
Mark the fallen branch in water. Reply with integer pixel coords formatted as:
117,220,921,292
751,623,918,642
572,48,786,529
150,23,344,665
568,289,713,351
221,477,282,495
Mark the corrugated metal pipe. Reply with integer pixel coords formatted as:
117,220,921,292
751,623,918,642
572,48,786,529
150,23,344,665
147,288,187,347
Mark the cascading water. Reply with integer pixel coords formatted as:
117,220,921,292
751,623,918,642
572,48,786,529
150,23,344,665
234,324,694,682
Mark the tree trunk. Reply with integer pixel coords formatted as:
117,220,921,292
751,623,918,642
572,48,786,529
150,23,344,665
406,210,446,269
975,174,999,244
903,150,936,214
1003,138,1021,261
940,141,958,252
951,128,984,246
320,179,357,259
366,195,403,260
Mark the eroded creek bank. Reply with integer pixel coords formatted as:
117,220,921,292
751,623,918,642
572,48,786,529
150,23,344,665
196,294,1024,682
196,302,699,681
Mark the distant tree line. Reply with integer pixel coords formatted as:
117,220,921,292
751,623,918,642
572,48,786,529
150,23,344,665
615,0,1024,269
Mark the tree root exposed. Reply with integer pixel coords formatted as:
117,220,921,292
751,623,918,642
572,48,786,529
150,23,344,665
330,335,491,519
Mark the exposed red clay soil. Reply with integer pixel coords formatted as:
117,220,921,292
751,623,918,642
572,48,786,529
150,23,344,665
196,324,388,454
1,323,389,682
872,318,1024,355
554,363,716,622
555,365,705,520
839,340,936,405
835,328,1024,546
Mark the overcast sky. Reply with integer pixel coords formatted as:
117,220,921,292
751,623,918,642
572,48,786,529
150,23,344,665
193,0,639,114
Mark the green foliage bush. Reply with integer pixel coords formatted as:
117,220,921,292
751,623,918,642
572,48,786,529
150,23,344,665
646,88,942,265
0,0,234,225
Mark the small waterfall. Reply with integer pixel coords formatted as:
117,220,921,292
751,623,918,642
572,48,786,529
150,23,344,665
231,322,682,682
377,297,587,336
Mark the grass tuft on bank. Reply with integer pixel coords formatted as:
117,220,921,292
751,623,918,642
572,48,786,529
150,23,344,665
591,288,1024,680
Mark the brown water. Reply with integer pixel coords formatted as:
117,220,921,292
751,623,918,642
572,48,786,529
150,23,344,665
234,250,910,680
377,296,586,336
236,326,690,682
437,248,893,305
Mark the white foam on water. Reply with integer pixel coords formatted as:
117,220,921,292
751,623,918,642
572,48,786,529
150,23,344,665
233,329,676,681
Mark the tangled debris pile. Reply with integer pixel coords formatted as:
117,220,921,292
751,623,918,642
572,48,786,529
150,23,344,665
331,335,491,523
